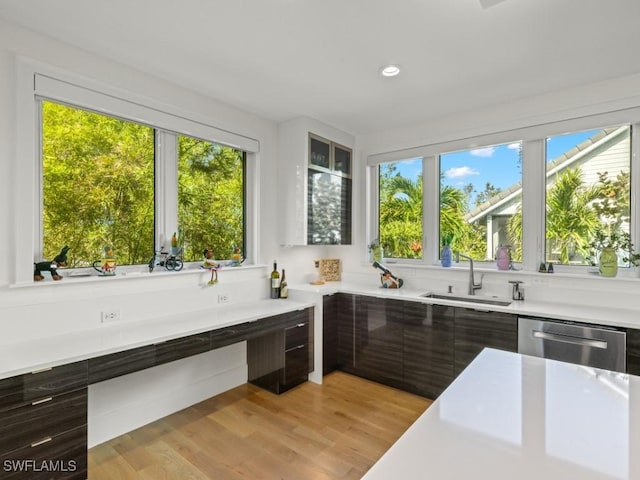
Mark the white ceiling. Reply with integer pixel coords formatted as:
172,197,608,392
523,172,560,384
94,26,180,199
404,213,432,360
1,0,639,135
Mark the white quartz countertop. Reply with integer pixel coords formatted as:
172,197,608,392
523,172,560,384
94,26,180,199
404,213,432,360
0,299,312,380
293,281,640,329
363,348,638,480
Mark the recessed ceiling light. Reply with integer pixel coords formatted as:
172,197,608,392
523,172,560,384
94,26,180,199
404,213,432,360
380,65,401,77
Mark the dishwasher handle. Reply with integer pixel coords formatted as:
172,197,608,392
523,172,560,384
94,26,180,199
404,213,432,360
532,330,608,349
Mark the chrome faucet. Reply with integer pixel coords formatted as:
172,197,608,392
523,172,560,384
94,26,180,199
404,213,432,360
456,252,482,295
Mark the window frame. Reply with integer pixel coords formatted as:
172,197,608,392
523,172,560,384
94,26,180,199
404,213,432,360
368,110,640,275
15,62,259,284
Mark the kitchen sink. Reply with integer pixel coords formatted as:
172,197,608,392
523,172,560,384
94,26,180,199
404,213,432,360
420,292,512,307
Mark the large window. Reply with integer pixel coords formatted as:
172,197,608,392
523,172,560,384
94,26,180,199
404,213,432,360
40,100,246,270
379,158,423,259
544,126,631,266
440,142,522,262
42,100,155,267
369,112,639,275
178,135,245,262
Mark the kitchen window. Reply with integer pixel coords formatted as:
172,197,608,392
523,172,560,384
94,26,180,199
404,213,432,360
440,141,523,263
41,100,156,268
544,126,631,266
20,69,257,282
368,112,640,275
177,135,245,262
378,158,424,259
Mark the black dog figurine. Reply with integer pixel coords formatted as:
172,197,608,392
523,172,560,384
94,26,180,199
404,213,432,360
34,246,70,281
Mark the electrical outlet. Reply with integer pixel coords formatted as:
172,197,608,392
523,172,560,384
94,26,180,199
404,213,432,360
101,309,121,323
217,294,229,304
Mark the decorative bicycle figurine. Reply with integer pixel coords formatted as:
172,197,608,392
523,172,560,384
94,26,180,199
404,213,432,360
148,248,184,272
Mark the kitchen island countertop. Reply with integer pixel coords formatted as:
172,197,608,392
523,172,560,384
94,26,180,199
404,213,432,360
362,348,638,480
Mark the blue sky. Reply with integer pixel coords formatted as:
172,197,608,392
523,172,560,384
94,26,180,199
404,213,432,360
394,129,600,204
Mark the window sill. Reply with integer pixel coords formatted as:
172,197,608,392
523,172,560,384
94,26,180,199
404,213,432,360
10,263,267,289
372,261,640,281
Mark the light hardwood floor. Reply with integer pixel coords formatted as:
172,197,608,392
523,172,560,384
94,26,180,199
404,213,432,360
88,372,432,479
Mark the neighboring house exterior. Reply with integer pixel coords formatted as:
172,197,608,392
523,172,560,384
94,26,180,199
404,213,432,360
465,126,631,261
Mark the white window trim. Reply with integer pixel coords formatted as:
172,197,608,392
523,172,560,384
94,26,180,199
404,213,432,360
15,59,259,285
368,109,640,275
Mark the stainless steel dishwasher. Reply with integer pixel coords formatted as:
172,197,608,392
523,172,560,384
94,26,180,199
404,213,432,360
518,316,626,372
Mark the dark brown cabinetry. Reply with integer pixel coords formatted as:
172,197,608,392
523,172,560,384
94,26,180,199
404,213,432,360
626,328,640,376
88,345,155,384
337,293,356,371
247,309,314,394
154,332,211,366
322,294,339,375
403,302,455,398
327,294,517,399
353,296,404,389
0,362,88,480
0,305,316,479
454,308,518,376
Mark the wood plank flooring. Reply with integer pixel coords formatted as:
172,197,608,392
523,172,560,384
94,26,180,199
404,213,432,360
88,372,432,479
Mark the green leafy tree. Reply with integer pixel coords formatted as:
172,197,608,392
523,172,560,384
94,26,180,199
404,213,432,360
42,101,245,269
178,137,244,262
42,101,154,266
380,173,423,258
546,168,601,264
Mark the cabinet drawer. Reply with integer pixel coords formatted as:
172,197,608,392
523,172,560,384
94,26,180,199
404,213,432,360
88,345,155,384
210,324,246,349
283,344,309,385
0,361,87,412
0,425,87,480
155,332,210,366
285,322,308,350
0,388,86,456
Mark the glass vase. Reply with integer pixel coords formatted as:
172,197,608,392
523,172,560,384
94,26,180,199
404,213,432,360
441,245,453,267
598,247,618,277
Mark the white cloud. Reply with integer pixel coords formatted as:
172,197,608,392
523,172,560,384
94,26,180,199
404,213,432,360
507,143,521,150
470,147,495,157
445,166,479,179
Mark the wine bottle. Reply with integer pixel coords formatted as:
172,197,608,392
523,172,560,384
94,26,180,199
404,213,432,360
279,269,288,299
270,261,280,299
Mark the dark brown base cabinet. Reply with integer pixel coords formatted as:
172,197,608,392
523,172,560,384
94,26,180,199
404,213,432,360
331,294,455,398
0,362,88,480
326,294,518,400
403,302,455,398
322,294,339,375
453,308,518,376
248,308,314,394
352,296,404,390
626,328,640,376
0,306,314,479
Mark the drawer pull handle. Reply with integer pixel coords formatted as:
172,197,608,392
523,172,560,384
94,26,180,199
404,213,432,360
31,367,53,375
31,437,52,448
31,397,53,406
296,323,306,328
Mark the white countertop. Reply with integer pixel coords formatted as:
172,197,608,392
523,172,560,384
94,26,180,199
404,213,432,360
293,281,640,329
0,299,312,380
363,348,638,480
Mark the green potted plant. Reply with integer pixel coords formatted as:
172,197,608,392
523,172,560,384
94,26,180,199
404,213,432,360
588,225,639,277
